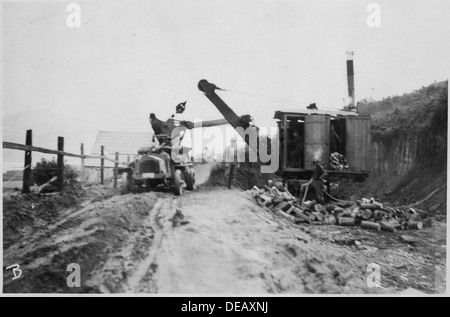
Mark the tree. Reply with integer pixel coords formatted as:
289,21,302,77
32,158,79,186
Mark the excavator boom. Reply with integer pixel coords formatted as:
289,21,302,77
198,79,260,155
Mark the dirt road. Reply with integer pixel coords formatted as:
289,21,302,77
82,188,379,294
3,183,446,294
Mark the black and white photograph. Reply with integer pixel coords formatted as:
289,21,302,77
1,0,448,298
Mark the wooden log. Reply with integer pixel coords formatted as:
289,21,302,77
351,207,361,217
380,222,397,233
277,201,292,212
259,194,272,202
387,219,401,229
361,209,373,220
382,206,396,214
273,209,296,223
336,201,355,208
409,213,422,222
415,209,429,219
341,209,353,218
361,221,381,231
257,194,272,206
296,212,312,224
326,203,337,213
308,213,317,221
290,207,303,217
402,212,411,221
360,203,383,210
407,221,423,230
333,207,345,216
274,181,285,191
294,218,306,224
37,176,58,193
338,217,355,226
373,209,385,221
271,196,284,205
325,214,336,225
286,205,296,214
314,204,325,213
312,212,324,221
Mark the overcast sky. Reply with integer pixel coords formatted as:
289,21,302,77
2,0,450,165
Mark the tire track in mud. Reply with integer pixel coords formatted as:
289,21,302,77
3,191,161,293
123,197,179,293
87,193,178,293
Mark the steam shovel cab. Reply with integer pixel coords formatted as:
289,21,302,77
274,109,371,198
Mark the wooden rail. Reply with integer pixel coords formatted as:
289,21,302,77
3,142,120,163
3,129,123,193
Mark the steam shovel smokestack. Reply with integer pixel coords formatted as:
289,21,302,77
346,51,356,111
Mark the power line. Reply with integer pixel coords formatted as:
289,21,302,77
222,88,307,106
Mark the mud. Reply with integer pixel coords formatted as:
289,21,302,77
4,182,445,294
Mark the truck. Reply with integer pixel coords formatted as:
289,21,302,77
120,112,253,195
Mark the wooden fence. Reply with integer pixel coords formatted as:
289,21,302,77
3,129,122,193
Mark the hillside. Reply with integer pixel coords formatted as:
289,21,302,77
352,81,447,214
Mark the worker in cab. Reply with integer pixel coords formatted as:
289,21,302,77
287,130,303,168
299,158,328,205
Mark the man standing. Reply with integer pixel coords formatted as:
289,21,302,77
299,159,328,205
287,130,303,168
225,137,238,188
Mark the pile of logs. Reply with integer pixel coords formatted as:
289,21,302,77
329,152,349,171
249,185,430,233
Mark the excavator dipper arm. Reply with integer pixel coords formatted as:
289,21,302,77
198,79,260,154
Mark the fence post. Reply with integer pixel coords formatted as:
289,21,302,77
22,129,32,194
114,152,119,189
80,143,85,184
100,145,104,185
57,136,64,191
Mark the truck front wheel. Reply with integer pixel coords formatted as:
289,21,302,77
174,169,183,196
185,168,195,190
121,172,132,194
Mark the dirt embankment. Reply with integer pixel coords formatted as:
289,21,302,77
203,162,277,190
3,185,158,293
342,81,447,215
3,181,446,294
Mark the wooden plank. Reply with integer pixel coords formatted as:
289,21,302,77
84,165,116,169
4,141,122,164
22,129,32,194
57,136,64,191
83,154,120,164
3,141,83,158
